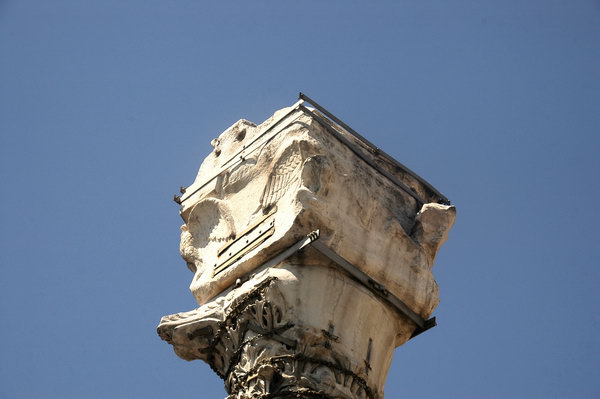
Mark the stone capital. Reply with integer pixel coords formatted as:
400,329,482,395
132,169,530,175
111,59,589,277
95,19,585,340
159,96,455,398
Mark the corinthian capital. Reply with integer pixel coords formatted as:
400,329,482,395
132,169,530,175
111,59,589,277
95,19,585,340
159,95,455,399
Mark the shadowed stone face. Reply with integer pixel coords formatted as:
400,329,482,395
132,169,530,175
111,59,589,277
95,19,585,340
181,198,236,280
159,101,456,399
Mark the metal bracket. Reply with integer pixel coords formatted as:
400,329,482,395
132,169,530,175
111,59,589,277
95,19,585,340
216,230,436,340
308,238,435,337
214,225,274,276
218,209,276,257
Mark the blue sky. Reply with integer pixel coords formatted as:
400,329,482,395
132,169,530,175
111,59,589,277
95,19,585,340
1,1,599,398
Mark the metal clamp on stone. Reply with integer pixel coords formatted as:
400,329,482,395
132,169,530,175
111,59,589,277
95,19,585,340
157,95,456,399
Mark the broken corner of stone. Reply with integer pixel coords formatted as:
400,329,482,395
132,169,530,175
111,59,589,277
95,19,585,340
158,101,456,399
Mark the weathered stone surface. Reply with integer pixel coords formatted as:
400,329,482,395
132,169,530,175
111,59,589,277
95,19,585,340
159,99,455,398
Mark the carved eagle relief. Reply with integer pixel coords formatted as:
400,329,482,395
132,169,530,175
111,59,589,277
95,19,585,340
260,142,304,211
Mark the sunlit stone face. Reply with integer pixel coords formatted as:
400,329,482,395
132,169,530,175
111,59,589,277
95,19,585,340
176,106,316,304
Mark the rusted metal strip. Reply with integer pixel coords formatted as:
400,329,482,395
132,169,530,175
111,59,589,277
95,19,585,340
309,238,435,336
214,231,321,298
214,225,275,275
218,209,276,257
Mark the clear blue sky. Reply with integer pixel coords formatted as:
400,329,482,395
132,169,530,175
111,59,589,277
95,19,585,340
1,1,599,398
